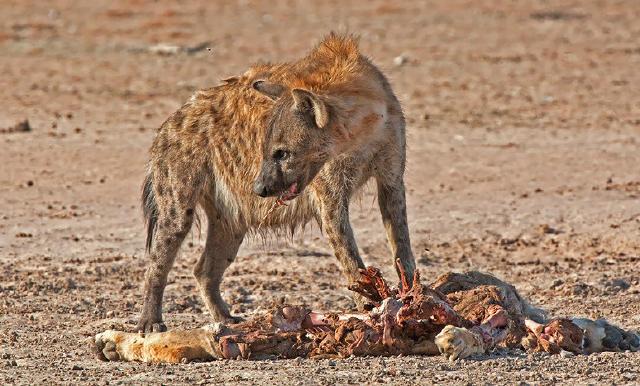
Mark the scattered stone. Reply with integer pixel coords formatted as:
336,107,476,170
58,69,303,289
148,41,211,56
538,224,560,235
149,43,181,56
530,11,585,21
13,120,31,132
607,279,630,291
559,350,574,358
550,279,563,289
571,282,592,295
1,119,31,133
65,278,77,290
393,54,408,66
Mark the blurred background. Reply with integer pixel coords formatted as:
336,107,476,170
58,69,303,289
1,1,639,384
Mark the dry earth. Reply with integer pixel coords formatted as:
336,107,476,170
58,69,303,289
1,0,639,384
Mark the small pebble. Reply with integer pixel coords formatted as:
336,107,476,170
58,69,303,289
14,120,31,132
393,55,408,66
560,350,575,358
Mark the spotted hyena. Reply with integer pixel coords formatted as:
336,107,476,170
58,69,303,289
138,33,416,332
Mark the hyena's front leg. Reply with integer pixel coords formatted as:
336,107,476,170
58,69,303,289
376,178,416,284
315,182,366,306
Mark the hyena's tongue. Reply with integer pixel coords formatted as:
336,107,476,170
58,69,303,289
279,182,298,202
288,182,298,195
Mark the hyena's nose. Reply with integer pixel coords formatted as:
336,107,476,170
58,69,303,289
252,179,269,197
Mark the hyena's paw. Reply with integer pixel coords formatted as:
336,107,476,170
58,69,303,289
210,308,244,325
93,331,123,362
435,325,485,361
136,317,167,333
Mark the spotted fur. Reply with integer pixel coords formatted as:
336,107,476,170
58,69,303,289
137,33,416,332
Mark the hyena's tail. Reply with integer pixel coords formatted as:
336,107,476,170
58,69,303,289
142,172,158,253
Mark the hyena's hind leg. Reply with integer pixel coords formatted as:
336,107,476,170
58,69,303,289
137,167,201,333
193,198,245,323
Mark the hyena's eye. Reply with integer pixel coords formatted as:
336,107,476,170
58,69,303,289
272,149,290,161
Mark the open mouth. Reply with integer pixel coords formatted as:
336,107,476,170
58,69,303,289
276,182,300,205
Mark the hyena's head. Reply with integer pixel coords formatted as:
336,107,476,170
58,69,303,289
251,80,333,198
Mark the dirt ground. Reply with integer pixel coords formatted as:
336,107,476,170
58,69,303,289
1,0,639,384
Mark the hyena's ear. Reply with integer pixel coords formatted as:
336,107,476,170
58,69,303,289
252,80,286,100
291,88,329,129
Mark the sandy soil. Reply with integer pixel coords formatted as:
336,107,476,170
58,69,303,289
1,0,640,384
